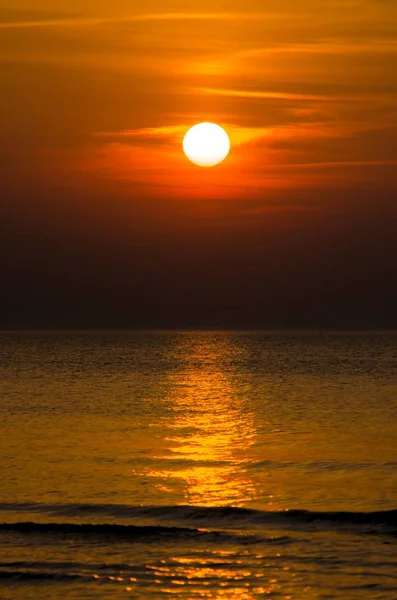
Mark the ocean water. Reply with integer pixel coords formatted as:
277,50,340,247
0,331,396,599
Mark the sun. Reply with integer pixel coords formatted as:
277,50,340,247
183,123,230,167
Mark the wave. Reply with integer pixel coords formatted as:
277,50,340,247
0,502,396,536
0,521,268,545
0,569,82,582
0,521,213,537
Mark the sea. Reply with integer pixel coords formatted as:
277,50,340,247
0,331,396,599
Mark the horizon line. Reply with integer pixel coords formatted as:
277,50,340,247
1,328,396,334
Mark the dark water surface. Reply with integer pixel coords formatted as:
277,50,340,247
1,331,397,598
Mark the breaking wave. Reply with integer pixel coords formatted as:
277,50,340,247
0,502,396,536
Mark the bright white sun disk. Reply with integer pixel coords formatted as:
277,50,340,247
183,123,230,167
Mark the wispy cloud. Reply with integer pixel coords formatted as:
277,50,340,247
95,126,186,145
95,124,274,149
195,88,334,102
0,12,295,30
194,86,396,107
235,39,397,59
282,159,397,169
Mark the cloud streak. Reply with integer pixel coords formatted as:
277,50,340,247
235,39,397,59
272,160,397,170
196,87,335,102
94,124,273,147
0,11,295,30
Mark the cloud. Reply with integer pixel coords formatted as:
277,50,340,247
0,11,297,30
235,39,397,59
195,87,334,102
94,115,379,154
94,124,275,149
275,160,397,170
191,86,397,115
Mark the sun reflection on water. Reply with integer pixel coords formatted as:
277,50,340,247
145,336,258,506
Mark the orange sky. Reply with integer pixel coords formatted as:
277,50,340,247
2,0,397,198
1,0,397,328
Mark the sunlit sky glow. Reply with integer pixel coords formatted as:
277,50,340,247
2,0,397,197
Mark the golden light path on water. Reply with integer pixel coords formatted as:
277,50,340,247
140,336,258,507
